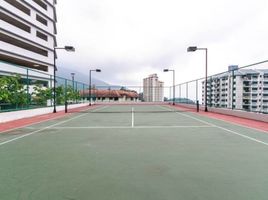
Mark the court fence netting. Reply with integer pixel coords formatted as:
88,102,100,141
1,59,268,114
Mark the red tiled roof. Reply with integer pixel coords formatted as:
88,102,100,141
81,89,139,98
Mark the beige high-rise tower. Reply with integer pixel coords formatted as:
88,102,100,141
143,74,164,102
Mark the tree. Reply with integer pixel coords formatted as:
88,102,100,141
0,75,27,107
32,85,52,106
56,85,65,105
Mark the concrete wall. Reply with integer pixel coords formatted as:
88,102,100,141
0,103,88,123
208,107,268,123
175,103,268,123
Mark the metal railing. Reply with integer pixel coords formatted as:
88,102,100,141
0,61,89,112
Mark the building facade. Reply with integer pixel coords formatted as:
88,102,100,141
1,0,57,85
202,69,268,113
143,74,164,102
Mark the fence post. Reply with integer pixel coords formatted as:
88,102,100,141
179,84,181,102
83,84,85,103
196,80,198,104
50,75,53,106
231,70,234,110
65,79,67,113
76,81,78,104
26,69,29,109
186,82,188,103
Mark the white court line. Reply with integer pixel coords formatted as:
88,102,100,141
132,107,134,128
161,105,268,147
49,125,213,129
0,106,109,147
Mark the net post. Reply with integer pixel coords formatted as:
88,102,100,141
196,100,199,112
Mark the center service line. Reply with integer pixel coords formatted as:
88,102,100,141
132,107,134,128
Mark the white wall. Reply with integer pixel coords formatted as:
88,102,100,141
0,103,89,123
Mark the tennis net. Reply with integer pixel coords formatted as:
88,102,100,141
67,102,199,114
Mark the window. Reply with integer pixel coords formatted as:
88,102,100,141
0,53,48,72
36,31,48,41
0,32,48,57
4,0,30,15
0,12,31,33
36,14,47,26
33,0,47,10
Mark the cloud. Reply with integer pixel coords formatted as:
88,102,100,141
56,0,268,86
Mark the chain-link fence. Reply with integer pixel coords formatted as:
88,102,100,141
1,60,268,113
0,61,89,112
0,62,174,112
174,60,268,114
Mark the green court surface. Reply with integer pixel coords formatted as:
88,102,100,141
0,105,268,200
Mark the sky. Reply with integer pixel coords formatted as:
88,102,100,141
56,0,268,87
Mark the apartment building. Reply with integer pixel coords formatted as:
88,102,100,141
143,74,164,102
0,0,57,86
202,68,268,113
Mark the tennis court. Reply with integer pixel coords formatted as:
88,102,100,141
0,104,268,200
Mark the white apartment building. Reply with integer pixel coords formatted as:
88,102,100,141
143,74,164,102
202,69,268,113
0,0,57,86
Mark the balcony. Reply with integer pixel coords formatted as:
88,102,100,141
251,91,258,94
243,91,251,95
242,101,250,105
243,96,251,100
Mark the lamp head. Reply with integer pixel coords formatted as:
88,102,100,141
64,46,75,52
187,46,197,52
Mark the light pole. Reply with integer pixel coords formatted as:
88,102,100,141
89,69,101,106
163,69,175,105
53,46,75,113
187,46,208,112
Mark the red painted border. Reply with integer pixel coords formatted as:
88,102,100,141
172,104,268,132
1,104,267,133
0,105,97,133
